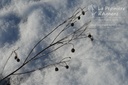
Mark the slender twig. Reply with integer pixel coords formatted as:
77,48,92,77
13,60,70,75
1,47,19,75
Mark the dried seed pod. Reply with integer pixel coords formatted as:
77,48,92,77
82,11,85,15
71,23,74,26
71,48,75,53
78,16,80,20
17,58,20,62
65,65,69,69
14,56,18,60
55,67,59,71
88,34,93,41
88,34,92,38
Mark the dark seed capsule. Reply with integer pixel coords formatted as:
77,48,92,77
14,56,17,60
55,67,59,71
82,11,85,15
71,48,75,53
17,58,20,62
71,23,74,26
78,16,80,20
88,34,92,38
65,65,69,69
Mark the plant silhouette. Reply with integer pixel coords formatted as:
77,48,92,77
0,7,93,84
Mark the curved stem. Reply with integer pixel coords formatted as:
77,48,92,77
0,42,57,83
1,47,19,75
13,60,70,75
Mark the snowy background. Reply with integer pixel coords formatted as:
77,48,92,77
0,0,128,85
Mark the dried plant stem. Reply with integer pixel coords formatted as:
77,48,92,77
0,7,91,84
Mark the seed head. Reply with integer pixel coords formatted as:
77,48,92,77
82,11,85,15
88,34,92,38
65,65,69,69
14,56,17,59
55,67,59,71
71,48,75,53
78,16,80,20
71,23,74,26
17,59,20,62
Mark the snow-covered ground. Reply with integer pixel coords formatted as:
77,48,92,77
0,0,128,85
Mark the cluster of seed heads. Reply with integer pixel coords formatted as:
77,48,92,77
14,51,20,62
54,10,92,72
14,56,20,62
88,33,93,41
0,7,93,83
71,11,85,27
55,65,69,72
54,57,71,72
